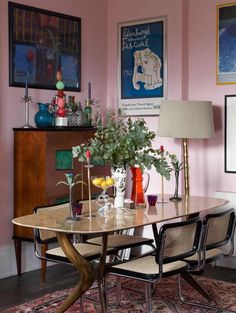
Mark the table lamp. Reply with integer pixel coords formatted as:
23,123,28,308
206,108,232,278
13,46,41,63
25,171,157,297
157,100,215,196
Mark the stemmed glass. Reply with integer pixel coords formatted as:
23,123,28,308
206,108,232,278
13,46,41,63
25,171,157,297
91,176,115,216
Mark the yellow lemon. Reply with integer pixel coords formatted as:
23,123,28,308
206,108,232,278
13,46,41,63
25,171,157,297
100,181,108,189
106,177,114,186
92,178,103,186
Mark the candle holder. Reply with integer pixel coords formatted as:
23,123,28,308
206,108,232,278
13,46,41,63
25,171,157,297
169,157,183,202
84,150,94,220
56,173,86,221
21,96,34,128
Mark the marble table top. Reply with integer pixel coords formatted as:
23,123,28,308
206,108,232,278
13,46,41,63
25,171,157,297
12,195,228,235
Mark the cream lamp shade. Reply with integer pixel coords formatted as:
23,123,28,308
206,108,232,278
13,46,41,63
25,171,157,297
157,100,215,139
157,100,215,197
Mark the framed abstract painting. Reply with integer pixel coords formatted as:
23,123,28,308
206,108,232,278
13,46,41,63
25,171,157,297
217,3,236,85
118,17,167,116
8,2,81,91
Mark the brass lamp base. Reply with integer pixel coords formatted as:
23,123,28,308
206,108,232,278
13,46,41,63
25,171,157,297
183,138,190,196
169,196,182,202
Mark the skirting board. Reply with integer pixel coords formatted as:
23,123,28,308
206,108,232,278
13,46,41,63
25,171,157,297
214,191,236,269
0,241,41,279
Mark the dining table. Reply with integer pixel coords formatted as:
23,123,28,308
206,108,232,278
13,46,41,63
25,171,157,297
12,195,229,313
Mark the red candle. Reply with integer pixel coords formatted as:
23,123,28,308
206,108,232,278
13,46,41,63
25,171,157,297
86,150,91,159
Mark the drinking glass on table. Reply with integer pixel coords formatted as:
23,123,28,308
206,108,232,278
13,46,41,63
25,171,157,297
91,176,115,216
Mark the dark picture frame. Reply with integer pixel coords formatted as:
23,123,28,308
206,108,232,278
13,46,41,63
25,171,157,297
118,16,167,116
8,2,81,91
225,95,236,173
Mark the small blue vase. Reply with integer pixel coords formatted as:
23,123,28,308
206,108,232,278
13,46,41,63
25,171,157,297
34,103,53,128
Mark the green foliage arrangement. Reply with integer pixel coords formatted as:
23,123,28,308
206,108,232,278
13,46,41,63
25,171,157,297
72,111,174,180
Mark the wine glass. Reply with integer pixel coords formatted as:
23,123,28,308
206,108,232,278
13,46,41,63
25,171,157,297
91,176,115,216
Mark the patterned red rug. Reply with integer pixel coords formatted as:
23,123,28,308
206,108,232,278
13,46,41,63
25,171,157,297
3,275,236,312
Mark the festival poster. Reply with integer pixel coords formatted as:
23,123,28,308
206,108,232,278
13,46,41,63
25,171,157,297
118,17,166,116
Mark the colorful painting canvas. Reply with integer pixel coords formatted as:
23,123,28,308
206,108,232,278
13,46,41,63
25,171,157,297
8,2,81,91
217,3,236,84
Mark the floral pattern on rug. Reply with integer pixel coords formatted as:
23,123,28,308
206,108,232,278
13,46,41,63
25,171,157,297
3,275,236,312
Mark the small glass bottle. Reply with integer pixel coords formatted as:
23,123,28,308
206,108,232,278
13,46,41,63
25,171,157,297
83,99,92,126
67,96,77,126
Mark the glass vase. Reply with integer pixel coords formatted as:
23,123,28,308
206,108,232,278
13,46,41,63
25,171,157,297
169,171,182,202
34,103,53,128
130,167,150,204
111,166,127,208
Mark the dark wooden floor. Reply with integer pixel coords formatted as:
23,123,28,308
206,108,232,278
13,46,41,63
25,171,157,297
0,263,235,311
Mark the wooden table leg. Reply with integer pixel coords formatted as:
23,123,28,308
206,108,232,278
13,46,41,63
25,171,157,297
56,232,95,313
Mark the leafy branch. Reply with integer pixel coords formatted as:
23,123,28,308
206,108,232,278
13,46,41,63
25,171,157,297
72,111,176,180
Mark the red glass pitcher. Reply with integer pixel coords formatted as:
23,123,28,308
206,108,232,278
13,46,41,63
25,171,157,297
131,167,150,204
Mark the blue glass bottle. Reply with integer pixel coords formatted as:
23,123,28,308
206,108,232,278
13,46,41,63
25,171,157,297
34,103,53,128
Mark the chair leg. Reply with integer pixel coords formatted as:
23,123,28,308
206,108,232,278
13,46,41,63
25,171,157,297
80,296,84,313
145,283,153,313
180,271,213,301
151,282,156,295
178,274,236,313
115,276,122,306
97,277,108,313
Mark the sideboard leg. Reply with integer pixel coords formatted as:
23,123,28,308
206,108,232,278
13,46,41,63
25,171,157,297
14,239,22,276
41,243,48,283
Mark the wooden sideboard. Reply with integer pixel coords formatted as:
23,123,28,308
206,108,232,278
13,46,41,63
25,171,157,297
13,127,108,276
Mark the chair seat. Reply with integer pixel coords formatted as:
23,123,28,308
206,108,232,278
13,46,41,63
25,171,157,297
87,234,154,249
106,217,202,313
111,255,187,277
185,248,223,262
46,243,117,262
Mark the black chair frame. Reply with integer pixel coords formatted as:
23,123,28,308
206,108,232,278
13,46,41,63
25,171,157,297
105,217,206,313
180,208,236,313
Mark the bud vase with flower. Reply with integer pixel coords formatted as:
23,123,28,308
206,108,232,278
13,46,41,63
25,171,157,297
169,155,183,202
56,173,86,220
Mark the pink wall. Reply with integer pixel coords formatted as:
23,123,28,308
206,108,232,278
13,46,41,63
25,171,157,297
1,0,236,248
106,0,184,196
188,0,236,195
0,0,107,245
106,0,236,197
